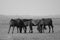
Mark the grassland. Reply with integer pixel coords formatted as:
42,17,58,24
0,23,60,40
0,15,60,40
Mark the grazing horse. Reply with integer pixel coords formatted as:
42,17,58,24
29,19,40,33
8,18,27,34
22,19,38,33
21,19,35,33
22,19,33,33
37,18,54,33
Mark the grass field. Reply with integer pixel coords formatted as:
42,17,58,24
0,24,60,40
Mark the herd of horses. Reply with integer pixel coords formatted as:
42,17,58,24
8,18,54,34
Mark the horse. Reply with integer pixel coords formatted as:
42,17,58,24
8,18,27,34
28,19,40,33
37,18,54,33
22,19,33,33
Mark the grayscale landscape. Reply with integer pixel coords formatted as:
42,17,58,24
0,15,60,40
0,0,60,40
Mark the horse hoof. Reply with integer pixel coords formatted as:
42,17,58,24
39,31,43,33
8,32,9,34
52,31,54,33
20,32,22,33
12,32,13,34
48,32,50,33
24,32,26,33
31,31,33,33
29,31,33,33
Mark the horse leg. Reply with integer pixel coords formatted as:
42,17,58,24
29,21,33,33
20,27,22,33
29,25,33,33
44,25,47,30
30,26,33,33
29,28,31,33
51,25,54,33
48,25,51,33
40,25,43,33
37,24,42,33
17,27,19,33
12,26,15,34
31,29,33,33
29,28,33,33
24,27,27,33
42,25,45,33
29,29,31,33
8,25,11,34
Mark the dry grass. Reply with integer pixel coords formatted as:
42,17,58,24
0,24,60,40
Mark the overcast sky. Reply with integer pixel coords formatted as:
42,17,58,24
0,0,60,16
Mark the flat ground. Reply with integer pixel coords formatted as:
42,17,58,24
0,24,60,40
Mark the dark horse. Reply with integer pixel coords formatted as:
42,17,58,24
23,19,41,33
22,19,38,33
8,18,27,34
20,19,35,33
37,18,54,33
22,19,33,33
27,19,40,33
